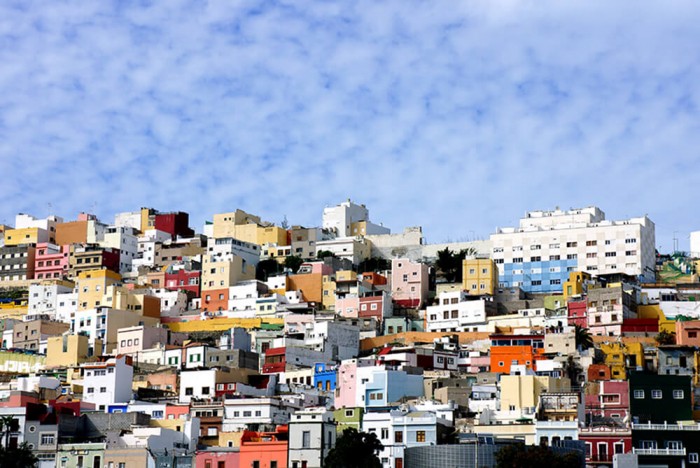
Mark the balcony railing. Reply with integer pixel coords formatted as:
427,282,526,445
632,422,700,431
632,448,686,456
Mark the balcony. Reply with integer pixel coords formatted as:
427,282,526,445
632,422,700,431
632,448,686,456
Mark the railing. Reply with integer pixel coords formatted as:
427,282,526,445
632,422,700,431
632,447,686,456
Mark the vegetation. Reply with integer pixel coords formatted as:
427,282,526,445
284,255,304,274
255,259,284,281
324,428,383,468
496,442,582,468
655,329,676,345
0,416,36,467
317,250,337,259
435,247,476,283
574,325,594,350
358,257,391,273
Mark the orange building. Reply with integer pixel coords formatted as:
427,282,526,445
361,272,388,286
489,334,546,374
239,427,288,468
676,320,700,346
587,364,612,382
287,273,323,304
202,288,229,313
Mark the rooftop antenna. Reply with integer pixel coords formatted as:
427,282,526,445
47,202,53,217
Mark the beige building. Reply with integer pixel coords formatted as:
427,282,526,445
499,375,571,412
46,334,102,368
201,255,255,292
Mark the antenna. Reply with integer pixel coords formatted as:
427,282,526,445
47,202,53,217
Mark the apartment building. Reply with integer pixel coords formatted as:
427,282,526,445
490,207,655,293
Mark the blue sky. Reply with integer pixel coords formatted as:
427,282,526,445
0,1,698,252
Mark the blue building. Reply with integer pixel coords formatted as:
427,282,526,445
313,363,337,391
500,258,578,293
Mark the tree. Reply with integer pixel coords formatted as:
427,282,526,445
496,442,582,468
256,259,283,281
317,250,336,259
563,355,582,384
284,255,304,274
435,247,476,283
655,329,676,345
0,442,38,468
358,257,390,273
574,325,594,350
324,428,383,468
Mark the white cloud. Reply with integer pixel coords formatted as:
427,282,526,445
0,0,698,251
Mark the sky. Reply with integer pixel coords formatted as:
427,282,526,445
0,1,699,253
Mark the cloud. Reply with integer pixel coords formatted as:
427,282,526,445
0,0,698,251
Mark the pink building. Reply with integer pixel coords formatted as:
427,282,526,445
584,380,630,420
335,358,375,409
34,243,70,280
391,258,430,308
195,448,239,468
336,296,360,318
675,320,700,346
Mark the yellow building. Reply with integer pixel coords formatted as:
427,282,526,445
46,334,102,368
499,375,571,411
599,341,644,380
76,269,122,310
462,258,498,295
562,271,592,300
638,304,675,334
106,285,161,318
3,227,50,246
257,226,288,246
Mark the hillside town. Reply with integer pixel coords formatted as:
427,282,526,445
0,201,699,468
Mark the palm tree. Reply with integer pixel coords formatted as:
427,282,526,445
574,325,594,350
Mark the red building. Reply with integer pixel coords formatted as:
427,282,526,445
154,212,194,240
567,299,588,328
165,268,201,296
262,347,286,374
489,334,546,374
358,292,390,321
621,318,658,335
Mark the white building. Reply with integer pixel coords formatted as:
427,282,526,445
362,409,437,468
323,200,388,237
491,207,656,293
227,280,269,316
81,355,134,411
100,226,139,273
27,281,75,320
288,408,336,468
208,237,261,267
315,237,371,265
222,397,290,432
55,291,78,323
425,291,495,333
691,231,700,258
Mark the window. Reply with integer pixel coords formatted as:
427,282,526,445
651,389,662,399
416,431,426,442
549,255,560,261
567,254,577,259
530,256,541,262
185,387,193,396
689,453,699,463
625,238,637,244
202,387,210,395
633,390,644,399
586,252,597,258
566,242,577,248
40,433,54,445
605,252,617,257
625,250,636,256
550,279,561,285
302,431,311,448
513,258,523,263
86,387,94,394
381,428,388,439
673,389,684,399
531,244,541,250
395,430,403,443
